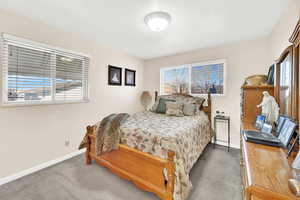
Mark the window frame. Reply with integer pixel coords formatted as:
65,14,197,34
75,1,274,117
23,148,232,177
160,59,226,96
1,33,90,107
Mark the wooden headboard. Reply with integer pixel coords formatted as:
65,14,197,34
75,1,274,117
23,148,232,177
154,91,212,121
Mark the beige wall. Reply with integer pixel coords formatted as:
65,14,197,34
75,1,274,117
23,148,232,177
0,10,145,179
268,0,300,62
144,0,300,149
144,37,270,148
1,0,300,180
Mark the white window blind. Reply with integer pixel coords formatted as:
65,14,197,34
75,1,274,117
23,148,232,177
1,34,89,106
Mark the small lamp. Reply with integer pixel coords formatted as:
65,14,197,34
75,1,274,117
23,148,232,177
140,91,152,111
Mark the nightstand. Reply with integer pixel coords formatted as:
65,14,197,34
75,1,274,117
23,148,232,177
213,115,230,152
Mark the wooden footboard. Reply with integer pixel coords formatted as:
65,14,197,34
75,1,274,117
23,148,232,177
85,126,175,200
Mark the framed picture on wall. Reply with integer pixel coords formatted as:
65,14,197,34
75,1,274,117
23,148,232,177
108,65,122,85
125,68,136,86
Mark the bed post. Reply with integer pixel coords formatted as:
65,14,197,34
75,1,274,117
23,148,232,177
165,151,175,200
155,91,158,101
207,92,212,122
86,126,92,165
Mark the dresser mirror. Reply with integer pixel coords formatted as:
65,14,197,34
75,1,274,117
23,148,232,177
289,19,300,122
275,46,297,119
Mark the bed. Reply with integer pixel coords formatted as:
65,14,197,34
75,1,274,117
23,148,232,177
84,92,212,200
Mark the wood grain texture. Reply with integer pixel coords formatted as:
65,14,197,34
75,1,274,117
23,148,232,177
275,45,296,120
241,85,274,123
290,19,300,134
241,122,300,200
86,134,175,200
203,92,212,122
85,128,92,165
290,19,300,46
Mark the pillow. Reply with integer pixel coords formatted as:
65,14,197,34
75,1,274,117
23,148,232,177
156,98,176,114
183,103,197,116
193,97,206,107
166,102,184,117
150,99,160,112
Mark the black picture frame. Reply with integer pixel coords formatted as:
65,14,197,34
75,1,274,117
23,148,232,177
278,119,297,148
125,68,136,86
275,115,288,136
108,65,122,86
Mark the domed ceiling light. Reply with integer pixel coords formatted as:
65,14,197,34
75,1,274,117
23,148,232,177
144,11,171,32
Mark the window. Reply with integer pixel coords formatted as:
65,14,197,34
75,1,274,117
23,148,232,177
161,66,189,94
160,59,226,96
1,34,89,106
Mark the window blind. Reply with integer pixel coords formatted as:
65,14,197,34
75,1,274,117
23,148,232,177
55,54,89,101
1,34,89,106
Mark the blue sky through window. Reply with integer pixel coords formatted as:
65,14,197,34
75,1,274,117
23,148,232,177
192,64,223,86
164,67,189,84
161,62,225,95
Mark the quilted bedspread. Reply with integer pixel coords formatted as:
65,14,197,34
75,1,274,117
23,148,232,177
119,111,211,200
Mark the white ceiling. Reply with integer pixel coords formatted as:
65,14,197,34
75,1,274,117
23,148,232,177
0,0,287,59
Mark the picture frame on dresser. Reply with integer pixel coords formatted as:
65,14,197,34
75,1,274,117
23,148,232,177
255,115,266,129
278,119,297,148
275,115,288,136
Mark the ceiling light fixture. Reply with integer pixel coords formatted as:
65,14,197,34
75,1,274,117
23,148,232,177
144,11,171,32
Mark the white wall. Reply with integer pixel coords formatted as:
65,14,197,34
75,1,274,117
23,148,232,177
144,37,270,148
0,10,145,179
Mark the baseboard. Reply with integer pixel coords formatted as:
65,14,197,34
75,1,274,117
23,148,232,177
0,149,85,186
213,141,240,149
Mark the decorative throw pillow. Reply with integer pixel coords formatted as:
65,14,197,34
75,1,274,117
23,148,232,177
183,103,197,116
166,102,184,117
156,98,176,114
193,97,206,107
150,99,160,112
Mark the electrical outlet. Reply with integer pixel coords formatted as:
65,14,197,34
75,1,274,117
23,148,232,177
65,140,70,147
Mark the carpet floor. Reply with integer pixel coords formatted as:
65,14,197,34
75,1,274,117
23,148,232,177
0,144,242,200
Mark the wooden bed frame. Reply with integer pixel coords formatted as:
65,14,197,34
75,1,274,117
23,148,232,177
85,92,212,200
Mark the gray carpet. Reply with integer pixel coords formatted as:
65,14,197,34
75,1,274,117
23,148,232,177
0,144,242,200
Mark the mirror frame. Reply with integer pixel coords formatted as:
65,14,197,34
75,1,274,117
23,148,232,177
289,19,300,123
275,45,296,120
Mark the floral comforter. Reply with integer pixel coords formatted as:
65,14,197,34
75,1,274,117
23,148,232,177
119,111,211,200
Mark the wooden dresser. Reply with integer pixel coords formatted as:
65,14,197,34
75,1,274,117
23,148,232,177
240,19,300,200
241,85,274,123
241,122,300,200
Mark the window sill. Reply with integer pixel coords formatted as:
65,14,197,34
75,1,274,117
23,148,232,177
1,99,90,107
